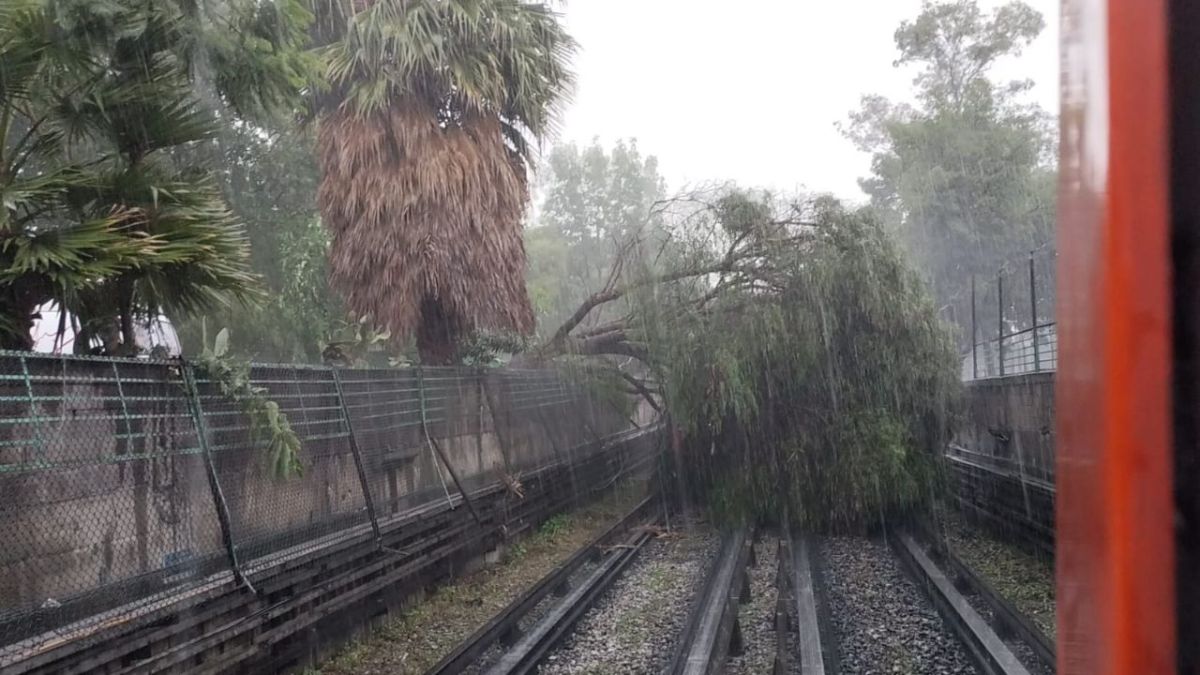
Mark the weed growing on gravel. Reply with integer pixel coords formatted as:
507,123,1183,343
538,514,572,539
509,541,528,560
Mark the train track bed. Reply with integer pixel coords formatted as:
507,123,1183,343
820,536,978,675
314,483,649,675
725,535,780,675
456,550,621,675
937,510,1056,642
905,523,1054,675
537,520,719,674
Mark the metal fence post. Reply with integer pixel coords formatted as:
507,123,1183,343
997,271,1006,377
970,276,978,379
417,366,482,524
181,362,255,593
331,368,383,551
1029,252,1041,372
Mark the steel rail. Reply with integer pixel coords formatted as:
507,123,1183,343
890,530,1031,675
911,521,1055,671
666,527,753,675
482,521,656,675
790,533,827,675
772,538,791,675
426,495,658,675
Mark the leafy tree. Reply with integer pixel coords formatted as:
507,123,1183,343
314,0,575,364
652,198,958,529
535,187,958,528
843,0,1055,303
0,0,315,352
175,125,345,363
527,138,665,331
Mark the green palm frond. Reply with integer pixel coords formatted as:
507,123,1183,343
1,0,291,351
319,0,574,163
0,209,150,285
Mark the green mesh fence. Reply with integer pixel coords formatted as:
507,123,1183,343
0,353,633,661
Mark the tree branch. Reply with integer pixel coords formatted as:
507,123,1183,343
618,369,662,413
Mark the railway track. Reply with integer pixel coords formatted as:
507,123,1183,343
665,527,754,675
430,513,1051,675
892,525,1055,675
664,528,832,675
425,495,661,675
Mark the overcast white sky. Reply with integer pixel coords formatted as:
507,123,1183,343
551,0,1060,202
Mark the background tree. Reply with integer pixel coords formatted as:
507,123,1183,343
526,138,665,331
315,0,575,364
842,0,1055,304
174,124,345,363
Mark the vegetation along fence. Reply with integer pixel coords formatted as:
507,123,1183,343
945,245,1058,380
0,352,647,667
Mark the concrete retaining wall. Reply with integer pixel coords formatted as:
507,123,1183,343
953,372,1056,482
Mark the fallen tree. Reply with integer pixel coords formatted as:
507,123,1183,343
536,188,959,530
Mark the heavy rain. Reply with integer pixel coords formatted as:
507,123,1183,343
0,1,1186,675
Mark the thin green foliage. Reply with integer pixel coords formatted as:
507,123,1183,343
194,326,303,479
640,195,958,531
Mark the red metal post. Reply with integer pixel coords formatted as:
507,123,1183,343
1058,0,1175,673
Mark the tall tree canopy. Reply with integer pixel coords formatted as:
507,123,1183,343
843,0,1055,303
315,0,575,364
526,138,665,331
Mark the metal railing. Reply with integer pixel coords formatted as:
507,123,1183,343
0,352,633,657
944,246,1057,381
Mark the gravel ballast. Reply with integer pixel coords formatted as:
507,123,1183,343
537,521,718,674
821,536,979,675
312,482,649,675
940,511,1056,641
726,535,781,675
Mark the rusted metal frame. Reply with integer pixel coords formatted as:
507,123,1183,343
331,368,383,551
180,362,255,594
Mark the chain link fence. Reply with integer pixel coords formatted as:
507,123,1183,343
942,245,1057,380
0,352,634,659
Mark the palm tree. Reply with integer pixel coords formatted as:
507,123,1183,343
316,0,575,364
0,0,313,352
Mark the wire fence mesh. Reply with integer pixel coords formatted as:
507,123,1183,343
944,245,1058,380
0,352,636,660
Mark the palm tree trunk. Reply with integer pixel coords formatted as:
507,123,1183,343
0,280,46,351
117,281,136,355
415,296,462,365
